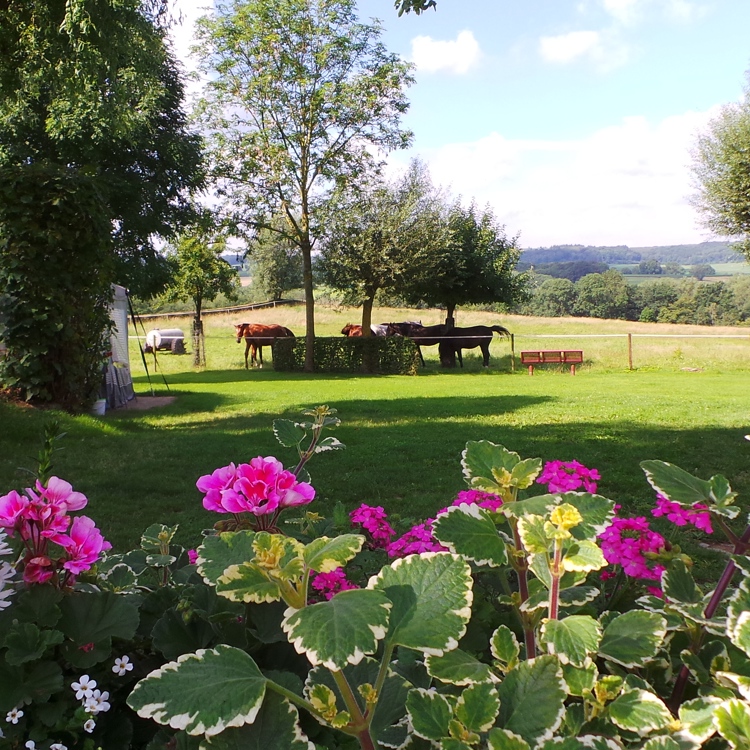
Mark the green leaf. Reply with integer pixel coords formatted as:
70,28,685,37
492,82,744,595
490,625,520,669
598,610,666,668
433,505,508,567
0,660,63,711
640,460,712,505
425,649,493,685
127,644,267,737
510,458,544,490
369,552,473,655
562,540,607,573
315,436,344,453
217,562,283,604
406,688,453,741
146,553,177,567
678,695,722,743
197,531,256,586
715,699,750,749
663,559,702,604
58,591,139,645
199,692,313,750
561,663,597,697
607,689,672,736
560,492,616,539
487,728,531,750
503,495,557,520
638,738,682,750
455,682,500,733
709,474,737,506
496,655,566,744
272,419,306,448
540,616,602,667
142,523,179,553
152,609,216,660
282,588,391,670
4,623,64,665
303,534,364,573
516,515,549,554
11,584,62,627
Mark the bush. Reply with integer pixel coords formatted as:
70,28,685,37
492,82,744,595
273,336,420,374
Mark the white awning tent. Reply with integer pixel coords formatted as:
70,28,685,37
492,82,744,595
106,285,135,408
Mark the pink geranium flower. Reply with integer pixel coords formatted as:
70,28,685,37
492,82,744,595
537,460,600,494
196,463,238,513
310,568,358,600
598,516,665,581
23,555,55,584
350,504,395,548
38,476,88,512
387,520,448,558
272,469,315,508
59,516,112,575
451,489,504,512
652,495,713,534
0,490,29,530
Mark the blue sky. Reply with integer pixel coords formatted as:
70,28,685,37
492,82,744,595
169,0,750,248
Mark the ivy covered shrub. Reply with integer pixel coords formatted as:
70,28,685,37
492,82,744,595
273,336,420,375
4,411,750,749
0,163,114,409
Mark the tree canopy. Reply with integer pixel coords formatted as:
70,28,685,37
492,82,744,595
692,72,750,260
195,0,414,370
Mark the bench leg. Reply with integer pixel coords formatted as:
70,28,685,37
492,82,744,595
528,365,534,375
570,364,576,375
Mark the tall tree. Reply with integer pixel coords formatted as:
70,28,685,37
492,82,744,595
0,0,203,407
403,201,529,327
194,0,413,371
251,224,304,301
317,161,448,335
162,222,239,366
692,73,750,259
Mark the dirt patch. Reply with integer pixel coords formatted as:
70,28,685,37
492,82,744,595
118,396,176,411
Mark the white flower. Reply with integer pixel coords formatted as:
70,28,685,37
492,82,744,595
84,689,110,715
6,707,23,724
24,741,35,750
71,674,96,700
83,719,96,733
50,743,68,750
0,530,13,556
112,655,134,676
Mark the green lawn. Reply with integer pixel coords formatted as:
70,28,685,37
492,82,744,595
2,307,749,581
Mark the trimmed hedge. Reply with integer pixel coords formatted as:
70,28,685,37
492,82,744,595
273,336,419,374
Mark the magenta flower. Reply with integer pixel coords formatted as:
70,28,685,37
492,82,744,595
387,520,448,558
452,489,503,512
537,460,600,494
187,549,198,565
651,495,713,534
0,490,29,530
37,476,88,512
59,516,112,575
310,568,358,600
598,516,665,581
23,555,55,584
272,469,315,508
350,504,395,548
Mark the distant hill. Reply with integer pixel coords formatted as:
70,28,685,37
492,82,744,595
520,242,743,266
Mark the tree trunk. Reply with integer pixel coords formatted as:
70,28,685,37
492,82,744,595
300,235,316,373
445,303,456,330
192,300,205,367
361,293,376,373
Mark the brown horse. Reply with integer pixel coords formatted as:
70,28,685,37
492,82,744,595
234,323,295,368
439,325,511,368
341,323,396,337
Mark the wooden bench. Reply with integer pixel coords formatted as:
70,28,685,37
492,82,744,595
520,350,583,375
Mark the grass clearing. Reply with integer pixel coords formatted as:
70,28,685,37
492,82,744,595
2,306,750,580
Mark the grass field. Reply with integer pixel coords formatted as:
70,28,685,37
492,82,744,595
2,305,750,580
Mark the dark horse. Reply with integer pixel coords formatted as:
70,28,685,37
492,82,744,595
234,323,295,369
388,322,510,368
341,323,396,337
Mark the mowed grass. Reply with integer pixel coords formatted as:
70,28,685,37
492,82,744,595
2,305,750,580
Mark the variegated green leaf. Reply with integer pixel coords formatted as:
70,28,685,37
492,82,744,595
510,458,544,490
251,533,305,581
456,682,500,733
598,610,666,668
487,728,531,750
562,540,606,573
315,436,344,453
282,588,391,670
714,698,750,748
496,655,566,744
540,616,602,667
490,625,520,669
141,523,179,553
406,688,453,742
199,692,313,749
638,738,681,750
607,689,672,736
678,695,721,743
717,672,750,701
216,563,282,604
369,553,473,656
425,649,493,685
516,515,549,554
727,584,750,656
127,645,266,737
272,419,306,448
197,531,256,586
559,492,616,539
663,559,702,604
303,535,364,573
503,495,558,519
433,505,508,567
561,663,597,697
640,460,712,504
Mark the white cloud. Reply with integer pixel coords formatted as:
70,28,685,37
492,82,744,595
410,30,481,75
538,29,629,70
600,0,705,25
397,109,720,247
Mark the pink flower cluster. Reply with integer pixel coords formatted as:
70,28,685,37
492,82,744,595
598,516,666,582
310,568,358,600
451,489,504,512
386,520,447,557
0,477,111,585
537,460,600,493
197,457,315,517
349,504,395,548
652,495,713,534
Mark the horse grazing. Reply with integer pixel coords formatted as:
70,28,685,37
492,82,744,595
385,321,439,367
341,323,395,337
439,325,511,368
234,323,295,369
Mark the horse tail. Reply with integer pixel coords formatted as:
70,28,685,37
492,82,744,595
491,325,511,337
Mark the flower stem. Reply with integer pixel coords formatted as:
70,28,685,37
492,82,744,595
549,541,562,621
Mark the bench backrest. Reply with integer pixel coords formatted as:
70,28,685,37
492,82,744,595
520,350,583,364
